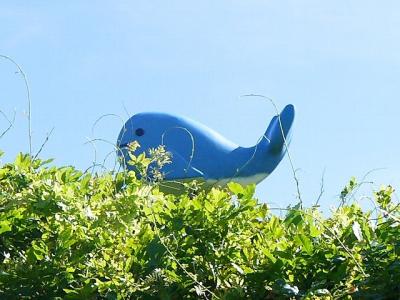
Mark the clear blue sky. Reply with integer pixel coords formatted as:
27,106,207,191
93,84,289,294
1,1,400,210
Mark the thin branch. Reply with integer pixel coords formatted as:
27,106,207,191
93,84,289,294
91,113,126,137
122,101,132,120
33,127,55,160
315,168,326,206
0,109,16,139
348,168,386,202
84,137,99,176
84,137,128,175
161,126,196,173
0,55,33,156
83,162,110,174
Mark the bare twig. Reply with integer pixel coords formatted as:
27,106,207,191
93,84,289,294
122,101,132,120
84,137,99,176
33,127,54,160
0,109,16,139
161,126,196,173
0,55,33,156
315,168,326,206
348,168,385,203
83,162,110,174
84,137,128,175
91,113,126,137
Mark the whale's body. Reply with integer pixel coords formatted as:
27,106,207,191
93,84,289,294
117,104,295,186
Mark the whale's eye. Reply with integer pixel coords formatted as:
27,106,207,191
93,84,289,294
135,128,145,137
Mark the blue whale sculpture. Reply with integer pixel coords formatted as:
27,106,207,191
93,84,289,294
117,104,295,187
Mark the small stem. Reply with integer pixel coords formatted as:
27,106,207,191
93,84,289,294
0,55,33,156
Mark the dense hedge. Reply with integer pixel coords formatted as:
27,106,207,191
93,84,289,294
0,149,399,299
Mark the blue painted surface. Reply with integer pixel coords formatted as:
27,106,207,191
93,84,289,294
117,104,295,185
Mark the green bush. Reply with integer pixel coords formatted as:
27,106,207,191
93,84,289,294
0,148,399,299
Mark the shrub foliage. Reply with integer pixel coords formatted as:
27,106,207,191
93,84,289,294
0,148,399,299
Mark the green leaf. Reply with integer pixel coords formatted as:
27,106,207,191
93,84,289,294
295,234,313,254
14,152,31,169
243,184,256,199
80,173,91,190
227,182,244,195
63,288,79,295
0,220,11,234
309,223,321,237
204,200,214,213
0,168,7,179
285,210,304,226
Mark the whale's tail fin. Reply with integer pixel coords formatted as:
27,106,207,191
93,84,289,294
263,104,295,154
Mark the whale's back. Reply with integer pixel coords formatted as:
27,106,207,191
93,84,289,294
173,114,238,151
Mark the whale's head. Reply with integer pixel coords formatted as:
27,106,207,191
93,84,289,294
117,112,180,157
